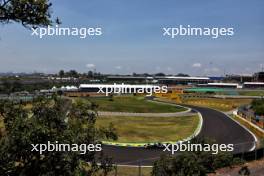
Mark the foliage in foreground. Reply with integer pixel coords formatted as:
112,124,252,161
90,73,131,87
151,137,244,176
0,0,55,28
0,97,117,176
252,99,264,115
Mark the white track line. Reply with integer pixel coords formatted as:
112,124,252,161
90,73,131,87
192,105,257,151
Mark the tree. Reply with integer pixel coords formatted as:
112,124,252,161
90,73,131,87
2,80,13,94
155,73,165,77
0,0,56,28
67,70,79,78
152,155,173,176
0,97,117,175
143,73,151,77
57,90,63,96
132,72,137,77
252,99,264,115
58,70,65,78
151,137,240,176
254,105,264,116
176,73,189,77
87,71,93,78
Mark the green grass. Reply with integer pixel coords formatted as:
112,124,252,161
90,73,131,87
84,96,186,113
107,166,152,176
85,163,152,176
238,91,264,96
96,115,199,143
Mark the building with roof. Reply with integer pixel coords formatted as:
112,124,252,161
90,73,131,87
156,76,210,85
198,82,241,89
243,82,264,89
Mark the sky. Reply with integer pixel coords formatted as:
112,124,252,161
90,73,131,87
0,0,264,76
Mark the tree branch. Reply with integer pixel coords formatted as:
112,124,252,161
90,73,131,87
0,0,11,8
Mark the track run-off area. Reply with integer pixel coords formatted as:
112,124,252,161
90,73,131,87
99,101,256,166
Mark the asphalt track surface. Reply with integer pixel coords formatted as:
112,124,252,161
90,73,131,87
100,104,256,166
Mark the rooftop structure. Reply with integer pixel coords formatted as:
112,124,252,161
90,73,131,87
243,82,264,88
198,82,241,89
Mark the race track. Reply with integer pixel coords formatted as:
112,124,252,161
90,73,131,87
100,104,256,166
